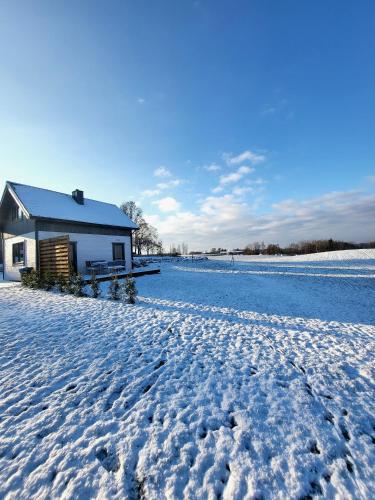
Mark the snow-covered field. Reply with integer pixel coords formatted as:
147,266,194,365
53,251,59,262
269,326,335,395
210,248,375,263
1,251,375,499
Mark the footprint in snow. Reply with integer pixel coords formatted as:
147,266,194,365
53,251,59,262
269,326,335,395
50,469,58,483
143,382,153,394
323,472,331,483
346,460,354,474
309,441,320,454
325,412,334,425
340,425,351,442
104,385,125,411
95,447,120,473
309,480,323,496
154,359,165,370
298,480,323,500
220,464,231,486
36,427,53,439
199,427,208,439
305,383,313,397
321,393,333,400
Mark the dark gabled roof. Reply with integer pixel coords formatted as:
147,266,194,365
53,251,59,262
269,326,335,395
3,182,138,229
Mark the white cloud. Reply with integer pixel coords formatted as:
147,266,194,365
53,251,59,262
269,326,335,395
260,106,276,116
204,163,221,172
249,178,267,185
200,194,246,219
157,179,183,190
142,189,160,197
232,186,254,196
154,166,171,177
137,98,145,104
219,165,253,185
211,166,254,193
261,98,289,118
153,196,181,212
148,190,375,251
231,178,267,198
223,150,266,166
147,194,250,249
141,176,183,200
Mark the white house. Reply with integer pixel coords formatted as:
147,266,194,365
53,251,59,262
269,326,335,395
0,181,138,281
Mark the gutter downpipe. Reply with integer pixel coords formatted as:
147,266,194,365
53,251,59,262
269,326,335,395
1,232,4,280
35,224,39,272
130,230,133,269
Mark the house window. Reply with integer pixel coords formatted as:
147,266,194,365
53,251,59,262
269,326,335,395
112,243,125,261
13,242,25,264
11,206,24,221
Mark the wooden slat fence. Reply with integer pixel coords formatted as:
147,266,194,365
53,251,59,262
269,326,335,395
39,235,70,277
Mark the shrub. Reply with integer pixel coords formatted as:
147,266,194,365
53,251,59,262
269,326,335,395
21,269,53,290
42,271,55,291
66,273,76,294
20,269,32,287
121,273,137,304
56,274,68,293
108,275,120,300
28,269,42,289
70,273,85,297
90,273,101,298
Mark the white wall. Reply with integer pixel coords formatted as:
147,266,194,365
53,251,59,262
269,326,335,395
38,231,132,274
3,232,37,281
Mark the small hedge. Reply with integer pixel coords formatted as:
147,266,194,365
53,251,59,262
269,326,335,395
21,268,138,305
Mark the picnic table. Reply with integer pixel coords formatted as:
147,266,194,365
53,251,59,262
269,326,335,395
86,260,125,276
107,264,125,274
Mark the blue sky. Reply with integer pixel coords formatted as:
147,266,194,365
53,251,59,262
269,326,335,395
1,0,374,249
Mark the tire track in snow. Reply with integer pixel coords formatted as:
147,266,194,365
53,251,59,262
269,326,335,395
174,265,375,279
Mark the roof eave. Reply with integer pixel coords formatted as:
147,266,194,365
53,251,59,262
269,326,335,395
1,182,31,218
32,215,139,231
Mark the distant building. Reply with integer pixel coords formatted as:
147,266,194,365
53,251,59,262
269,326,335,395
229,249,244,255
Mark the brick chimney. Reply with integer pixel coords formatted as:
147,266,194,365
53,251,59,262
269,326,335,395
72,189,84,205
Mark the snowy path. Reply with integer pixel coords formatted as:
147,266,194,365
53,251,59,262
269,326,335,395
1,262,375,499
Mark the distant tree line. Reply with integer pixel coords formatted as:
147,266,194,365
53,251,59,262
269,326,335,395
243,239,375,256
166,242,189,256
208,247,227,254
121,201,163,255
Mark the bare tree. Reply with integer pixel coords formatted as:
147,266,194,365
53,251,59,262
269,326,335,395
121,200,163,255
120,201,143,225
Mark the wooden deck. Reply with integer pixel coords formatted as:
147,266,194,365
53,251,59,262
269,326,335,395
84,268,160,284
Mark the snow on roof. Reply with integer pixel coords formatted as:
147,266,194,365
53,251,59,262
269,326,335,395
7,182,138,229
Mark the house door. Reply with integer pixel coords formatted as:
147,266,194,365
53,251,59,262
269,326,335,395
112,243,125,261
69,242,77,272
